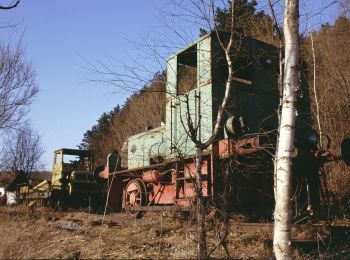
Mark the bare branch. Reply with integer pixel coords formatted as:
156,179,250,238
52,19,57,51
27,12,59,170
0,0,20,10
0,123,44,175
0,41,38,132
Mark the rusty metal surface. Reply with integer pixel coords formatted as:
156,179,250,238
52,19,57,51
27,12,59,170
109,162,164,176
142,170,160,183
128,205,192,212
218,135,266,158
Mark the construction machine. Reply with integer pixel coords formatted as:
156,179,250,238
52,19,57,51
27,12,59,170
17,148,102,209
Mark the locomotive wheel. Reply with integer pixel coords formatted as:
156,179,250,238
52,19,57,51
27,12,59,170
124,178,147,219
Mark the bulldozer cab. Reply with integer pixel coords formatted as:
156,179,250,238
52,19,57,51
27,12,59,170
52,148,93,189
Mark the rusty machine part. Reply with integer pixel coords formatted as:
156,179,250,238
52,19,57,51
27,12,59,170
218,134,271,159
142,170,160,183
314,136,350,165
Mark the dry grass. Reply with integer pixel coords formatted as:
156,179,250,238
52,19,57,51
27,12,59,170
0,206,267,259
1,205,349,259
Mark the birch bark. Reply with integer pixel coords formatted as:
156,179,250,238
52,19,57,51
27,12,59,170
273,0,299,259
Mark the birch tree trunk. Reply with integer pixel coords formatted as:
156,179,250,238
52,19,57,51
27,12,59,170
273,0,299,259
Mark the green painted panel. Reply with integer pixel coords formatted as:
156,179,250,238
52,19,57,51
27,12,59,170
166,56,177,97
128,126,166,169
198,85,213,144
165,56,178,158
198,37,211,87
198,38,213,146
164,37,214,160
171,86,213,157
176,91,197,156
165,96,177,157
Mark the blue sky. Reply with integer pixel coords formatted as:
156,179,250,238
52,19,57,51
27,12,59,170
0,1,168,169
0,0,342,170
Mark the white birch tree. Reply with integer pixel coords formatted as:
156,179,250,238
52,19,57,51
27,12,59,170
273,0,299,259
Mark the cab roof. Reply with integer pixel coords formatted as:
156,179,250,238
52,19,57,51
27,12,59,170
54,148,91,156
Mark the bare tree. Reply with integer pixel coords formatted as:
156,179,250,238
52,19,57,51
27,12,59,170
273,0,299,259
184,2,237,258
339,0,350,15
0,42,38,132
0,124,43,176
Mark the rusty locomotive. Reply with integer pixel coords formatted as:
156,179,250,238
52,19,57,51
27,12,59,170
95,32,350,219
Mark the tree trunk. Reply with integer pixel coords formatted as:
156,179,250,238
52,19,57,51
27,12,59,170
196,3,235,257
273,0,299,259
196,146,207,259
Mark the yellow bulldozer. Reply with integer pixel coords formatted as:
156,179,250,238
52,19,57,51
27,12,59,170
17,148,103,210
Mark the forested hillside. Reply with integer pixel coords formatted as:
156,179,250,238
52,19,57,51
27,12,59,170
301,17,350,215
